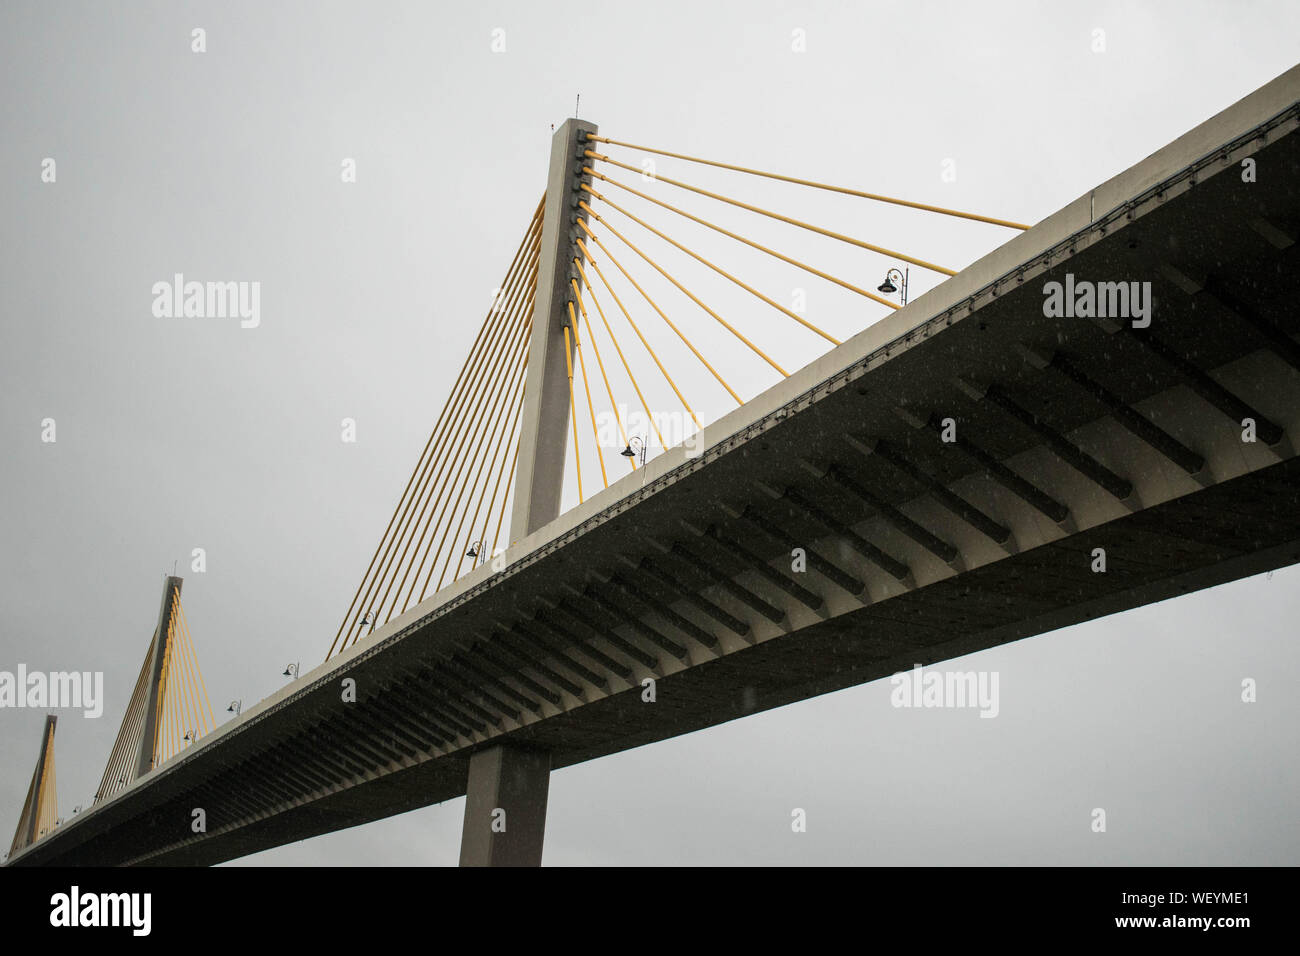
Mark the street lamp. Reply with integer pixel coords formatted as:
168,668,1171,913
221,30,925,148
283,662,299,680
620,435,647,466
227,699,242,716
878,267,909,305
465,540,488,568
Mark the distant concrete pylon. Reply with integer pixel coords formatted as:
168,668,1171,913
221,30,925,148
8,715,58,856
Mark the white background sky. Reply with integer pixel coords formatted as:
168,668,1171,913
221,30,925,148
2,1,1298,865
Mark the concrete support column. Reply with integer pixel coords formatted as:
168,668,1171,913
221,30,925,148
135,575,182,778
458,743,551,867
509,118,599,543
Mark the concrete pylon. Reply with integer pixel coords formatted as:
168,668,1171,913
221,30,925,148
135,575,182,778
458,744,551,867
9,715,57,855
509,118,599,543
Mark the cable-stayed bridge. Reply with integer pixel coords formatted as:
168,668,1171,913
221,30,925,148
7,65,1300,866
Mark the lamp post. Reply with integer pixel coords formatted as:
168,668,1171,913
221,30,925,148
465,540,488,569
878,267,909,306
620,435,647,466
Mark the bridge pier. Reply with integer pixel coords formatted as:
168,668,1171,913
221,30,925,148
458,743,550,867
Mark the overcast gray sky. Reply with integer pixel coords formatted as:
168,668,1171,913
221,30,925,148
2,0,1298,865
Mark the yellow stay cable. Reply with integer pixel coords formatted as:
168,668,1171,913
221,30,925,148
43,746,57,837
191,616,215,732
326,201,543,660
176,601,204,738
490,436,521,556
169,592,189,752
586,149,956,277
572,276,636,470
453,375,527,585
585,167,899,309
569,300,608,489
579,201,789,377
577,222,737,408
171,606,195,746
179,598,216,730
98,644,150,800
406,312,536,608
585,135,1030,230
584,185,839,345
342,234,542,650
152,627,166,768
37,722,56,837
573,256,668,450
410,304,536,607
168,598,190,745
364,277,537,635
175,618,198,741
155,600,178,767
435,350,531,592
564,323,583,503
385,272,539,610
113,648,150,790
575,235,702,431
391,310,534,617
346,234,539,641
463,381,527,582
185,629,211,736
165,604,181,764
